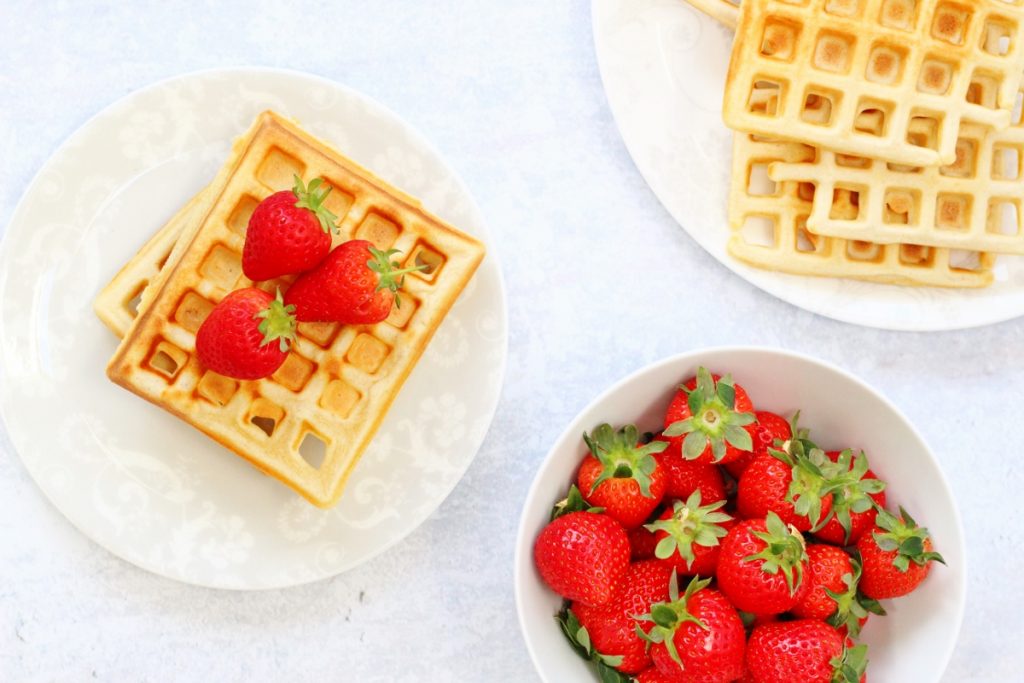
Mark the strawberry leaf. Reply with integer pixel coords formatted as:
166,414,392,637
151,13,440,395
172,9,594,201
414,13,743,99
291,174,339,234
254,288,297,352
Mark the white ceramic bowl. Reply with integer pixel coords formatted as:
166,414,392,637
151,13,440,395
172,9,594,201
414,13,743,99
514,347,965,683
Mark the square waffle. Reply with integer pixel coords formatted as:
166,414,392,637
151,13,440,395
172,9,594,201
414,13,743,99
102,111,486,508
723,0,1024,166
727,131,996,286
767,91,1024,252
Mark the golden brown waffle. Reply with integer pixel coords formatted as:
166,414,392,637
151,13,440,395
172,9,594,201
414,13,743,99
727,132,996,286
723,0,1024,166
767,99,1024,253
94,193,205,337
103,111,486,508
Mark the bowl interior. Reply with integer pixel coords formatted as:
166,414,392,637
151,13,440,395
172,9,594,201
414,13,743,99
514,347,965,683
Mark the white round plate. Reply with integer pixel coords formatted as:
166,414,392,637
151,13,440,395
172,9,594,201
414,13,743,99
0,67,507,589
592,0,1024,331
515,347,965,682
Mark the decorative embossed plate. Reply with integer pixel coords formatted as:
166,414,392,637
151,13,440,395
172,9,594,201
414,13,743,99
0,68,507,589
592,0,1024,330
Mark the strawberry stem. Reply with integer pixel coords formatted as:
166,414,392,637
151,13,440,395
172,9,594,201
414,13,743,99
292,175,339,235
366,246,428,309
254,288,297,352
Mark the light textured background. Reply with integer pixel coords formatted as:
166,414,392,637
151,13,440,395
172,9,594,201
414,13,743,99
1,1,1021,681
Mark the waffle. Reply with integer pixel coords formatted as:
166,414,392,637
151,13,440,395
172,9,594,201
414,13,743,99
723,0,1024,166
767,99,1024,253
685,0,740,28
727,132,996,286
103,111,486,508
94,192,206,337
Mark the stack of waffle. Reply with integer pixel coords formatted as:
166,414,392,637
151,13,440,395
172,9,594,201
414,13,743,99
701,0,1024,286
95,111,486,507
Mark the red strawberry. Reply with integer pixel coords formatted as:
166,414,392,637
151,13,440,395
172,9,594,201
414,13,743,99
630,525,660,561
812,450,886,546
638,575,746,683
634,667,684,683
717,513,810,615
284,239,423,324
791,544,853,620
820,557,886,639
746,620,868,683
577,424,668,529
857,506,944,600
737,440,835,533
534,511,630,606
655,436,727,502
725,410,792,479
569,560,674,674
195,288,296,380
662,368,756,465
242,176,338,280
646,492,734,576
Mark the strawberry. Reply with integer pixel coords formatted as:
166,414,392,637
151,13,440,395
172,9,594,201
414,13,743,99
856,506,944,600
568,560,675,674
717,513,810,615
737,439,836,533
634,667,684,683
821,557,886,639
577,424,668,529
629,525,660,561
242,176,338,280
638,575,746,683
662,368,756,465
194,287,296,380
284,239,423,324
534,510,630,606
655,436,727,503
746,620,868,683
725,410,792,479
646,492,734,577
790,544,854,621
812,450,886,546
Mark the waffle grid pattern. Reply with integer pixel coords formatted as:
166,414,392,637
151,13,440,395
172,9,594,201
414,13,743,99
724,0,1024,166
727,132,996,286
102,112,485,507
767,91,1024,252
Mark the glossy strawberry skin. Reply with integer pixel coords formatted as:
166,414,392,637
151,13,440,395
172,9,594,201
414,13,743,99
791,544,853,620
578,454,667,529
726,411,792,479
650,587,746,683
746,620,845,683
856,530,934,600
195,288,288,380
717,519,810,615
533,512,630,607
635,667,686,683
737,453,833,532
629,526,660,561
662,376,755,465
812,452,886,546
572,561,674,674
655,437,727,502
285,239,394,324
242,190,332,280
651,507,735,577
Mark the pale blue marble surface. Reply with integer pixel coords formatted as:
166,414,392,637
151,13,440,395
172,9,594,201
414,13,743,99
1,1,1022,681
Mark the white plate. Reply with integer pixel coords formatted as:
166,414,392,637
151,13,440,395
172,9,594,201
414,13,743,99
592,0,1024,331
515,347,965,682
0,67,508,589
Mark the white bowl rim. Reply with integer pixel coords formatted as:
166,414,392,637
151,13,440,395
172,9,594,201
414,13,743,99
512,345,966,682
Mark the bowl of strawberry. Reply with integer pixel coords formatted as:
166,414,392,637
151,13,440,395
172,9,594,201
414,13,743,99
514,348,964,683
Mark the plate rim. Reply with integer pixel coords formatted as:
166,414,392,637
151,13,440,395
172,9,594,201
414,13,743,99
0,65,510,590
590,0,1023,332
